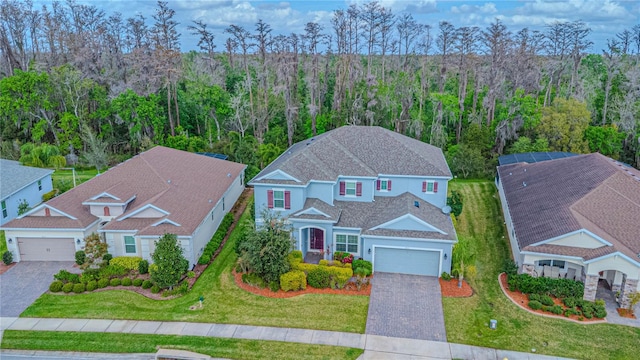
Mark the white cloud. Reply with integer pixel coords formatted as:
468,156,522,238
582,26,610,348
451,3,497,15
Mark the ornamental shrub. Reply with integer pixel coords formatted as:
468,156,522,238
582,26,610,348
150,233,189,290
352,259,372,276
133,278,143,286
563,297,579,308
49,280,64,292
151,285,160,294
138,259,149,274
242,272,266,288
75,250,86,265
528,300,542,310
307,266,331,288
97,278,109,288
198,254,210,265
269,280,280,292
73,283,85,293
110,257,142,271
42,189,57,201
102,253,113,264
594,306,607,319
2,251,12,265
109,278,121,287
548,305,564,315
86,280,97,291
99,264,127,279
280,270,307,292
528,293,541,302
540,294,555,306
441,272,451,281
319,259,329,266
121,277,132,286
507,273,584,298
54,270,80,284
142,280,153,289
62,283,74,293
187,271,195,278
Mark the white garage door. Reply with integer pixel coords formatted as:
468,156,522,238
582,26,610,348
18,238,75,261
374,247,440,276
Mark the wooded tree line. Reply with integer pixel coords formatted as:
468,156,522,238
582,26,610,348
1,0,639,180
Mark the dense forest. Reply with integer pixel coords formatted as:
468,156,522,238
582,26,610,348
1,0,639,182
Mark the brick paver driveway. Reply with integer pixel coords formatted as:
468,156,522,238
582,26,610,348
0,262,77,317
365,272,447,341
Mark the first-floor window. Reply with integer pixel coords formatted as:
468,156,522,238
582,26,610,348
38,180,42,191
336,234,358,253
1,200,6,218
124,236,136,254
538,259,565,269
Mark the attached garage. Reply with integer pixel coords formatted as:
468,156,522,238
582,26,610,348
17,237,76,261
373,247,441,276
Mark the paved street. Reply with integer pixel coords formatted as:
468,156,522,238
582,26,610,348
0,262,77,317
366,273,447,341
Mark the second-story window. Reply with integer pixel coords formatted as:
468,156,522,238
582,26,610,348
268,189,290,209
345,182,356,196
377,179,391,191
422,181,438,193
340,181,362,197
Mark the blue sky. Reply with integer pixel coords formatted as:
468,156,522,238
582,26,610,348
62,1,640,52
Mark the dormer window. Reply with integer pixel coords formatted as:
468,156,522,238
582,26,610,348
339,181,362,197
377,179,391,192
104,206,110,216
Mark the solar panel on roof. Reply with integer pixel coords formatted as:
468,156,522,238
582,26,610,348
498,152,579,166
196,152,229,160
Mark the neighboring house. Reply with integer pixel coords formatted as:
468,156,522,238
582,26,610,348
0,159,53,227
2,146,246,267
249,126,457,277
497,153,640,308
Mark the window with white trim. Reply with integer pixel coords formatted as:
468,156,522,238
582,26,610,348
1,201,6,218
379,179,390,191
345,181,356,196
124,236,136,254
38,180,42,191
336,234,358,254
273,190,285,209
426,182,435,192
538,259,565,269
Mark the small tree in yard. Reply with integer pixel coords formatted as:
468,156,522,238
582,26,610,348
242,210,293,283
452,235,475,288
447,190,463,219
17,199,30,215
628,292,640,315
151,233,189,290
83,233,107,268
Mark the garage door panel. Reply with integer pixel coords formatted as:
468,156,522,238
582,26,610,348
18,237,75,261
374,247,440,276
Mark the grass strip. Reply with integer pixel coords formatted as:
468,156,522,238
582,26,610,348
1,330,363,360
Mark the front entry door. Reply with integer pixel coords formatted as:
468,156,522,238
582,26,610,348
310,228,324,251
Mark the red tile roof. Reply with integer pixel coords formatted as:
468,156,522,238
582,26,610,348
3,146,246,237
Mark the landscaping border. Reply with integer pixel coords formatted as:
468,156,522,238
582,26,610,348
498,272,607,325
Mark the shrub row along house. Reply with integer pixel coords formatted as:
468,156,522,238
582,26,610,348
249,126,457,276
497,153,640,308
2,146,246,267
0,159,53,226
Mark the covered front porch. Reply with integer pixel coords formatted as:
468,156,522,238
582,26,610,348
521,253,640,307
295,225,331,261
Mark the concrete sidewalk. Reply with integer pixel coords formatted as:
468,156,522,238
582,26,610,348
1,317,574,360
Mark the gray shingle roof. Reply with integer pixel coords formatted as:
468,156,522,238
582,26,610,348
498,153,640,261
251,126,452,184
0,159,53,200
291,192,456,241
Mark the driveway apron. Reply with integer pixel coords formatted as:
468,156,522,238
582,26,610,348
365,272,447,342
0,262,77,317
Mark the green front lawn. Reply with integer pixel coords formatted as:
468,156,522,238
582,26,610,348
1,331,363,360
444,180,640,360
21,199,370,333
0,230,7,254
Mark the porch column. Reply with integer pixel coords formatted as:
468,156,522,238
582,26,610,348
583,274,599,302
619,278,639,309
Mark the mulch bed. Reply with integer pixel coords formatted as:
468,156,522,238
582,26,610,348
0,262,16,275
617,308,637,319
232,270,372,298
498,273,605,323
439,278,473,297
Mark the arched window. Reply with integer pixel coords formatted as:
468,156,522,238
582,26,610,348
104,206,110,216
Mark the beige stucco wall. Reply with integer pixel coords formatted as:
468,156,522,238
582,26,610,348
89,204,125,219
585,256,640,282
131,207,168,218
521,253,585,277
547,231,605,249
30,207,65,217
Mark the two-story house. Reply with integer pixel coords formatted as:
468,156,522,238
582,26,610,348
249,126,457,277
0,159,53,227
2,146,246,268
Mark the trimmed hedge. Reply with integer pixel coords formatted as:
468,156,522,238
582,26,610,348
528,300,542,310
110,257,142,271
49,281,64,292
133,278,143,286
75,251,86,265
62,283,74,293
138,259,149,274
86,280,97,291
121,277,132,286
507,273,584,298
280,270,307,292
142,280,153,289
352,259,372,276
307,266,331,288
109,278,121,287
97,278,109,288
73,283,86,293
198,212,235,265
